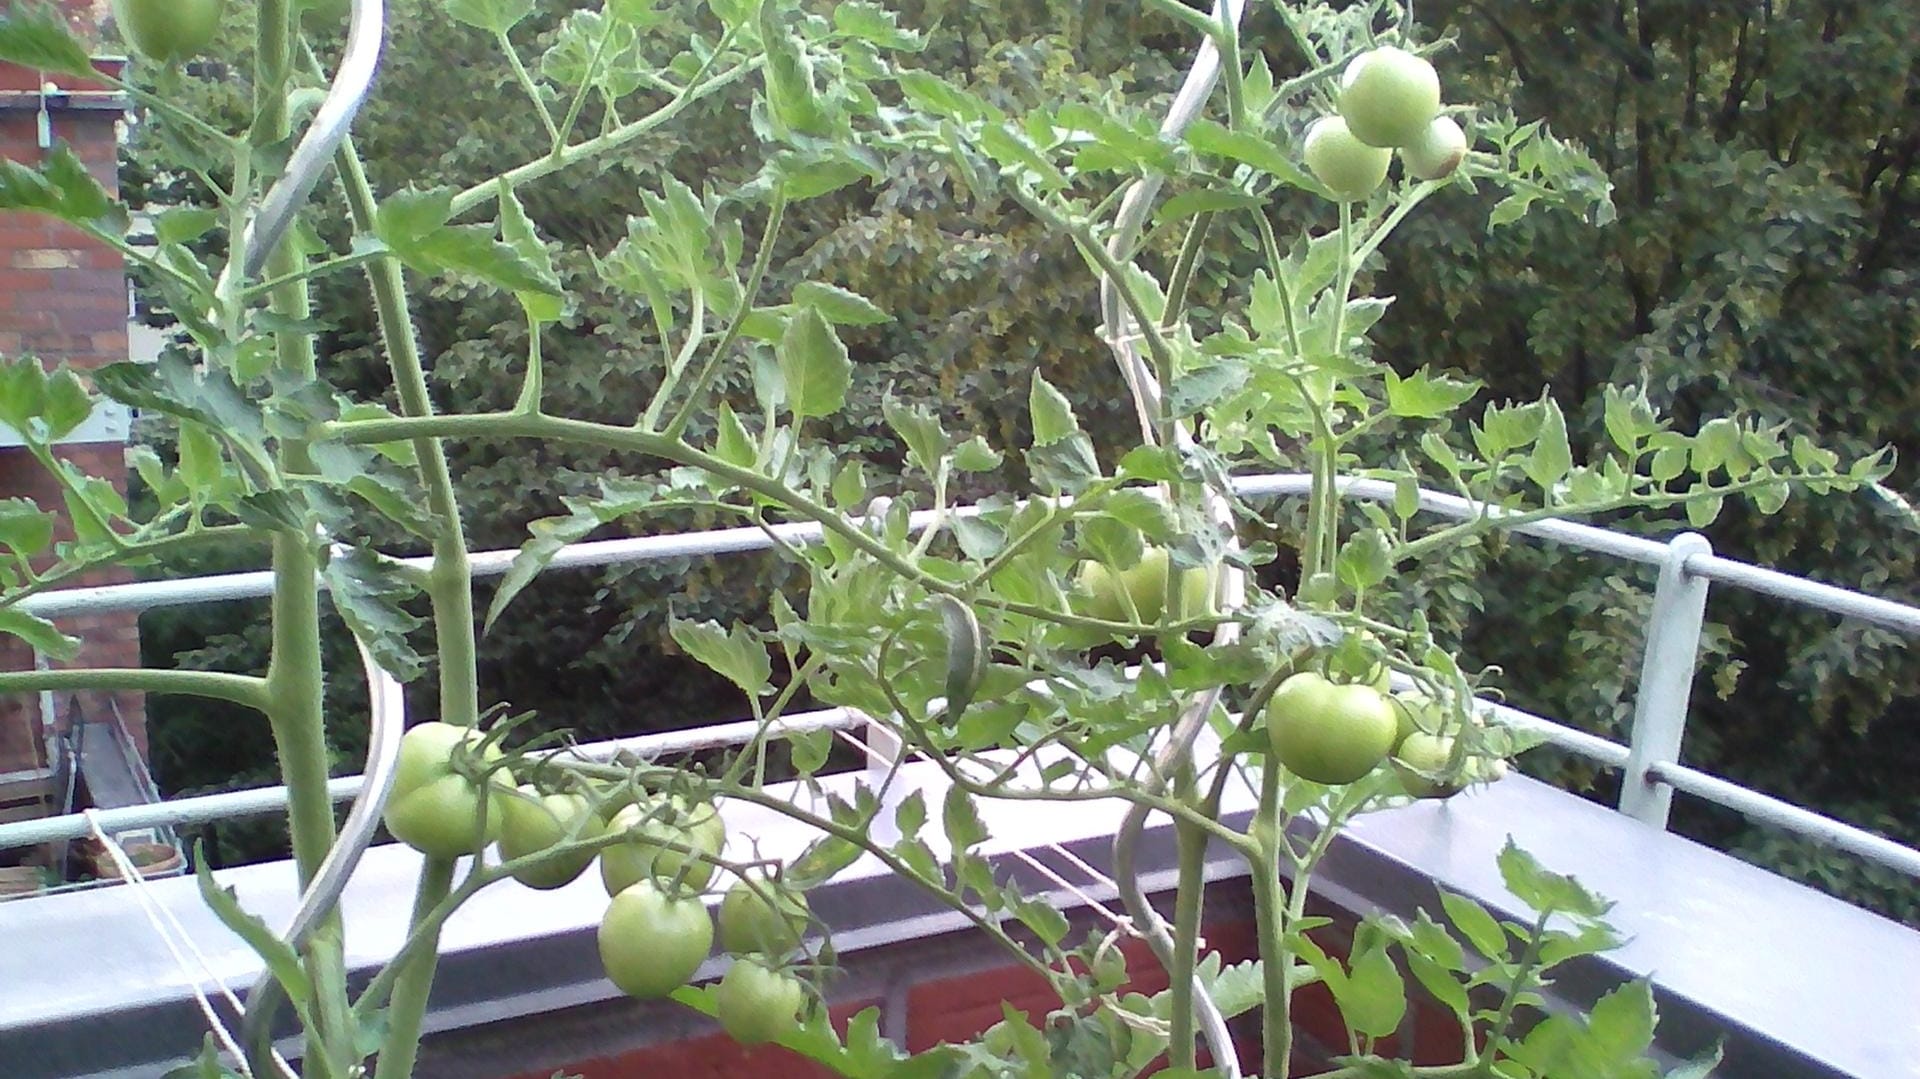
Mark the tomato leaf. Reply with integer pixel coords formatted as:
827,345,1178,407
1498,838,1613,920
444,0,534,33
0,3,98,78
777,307,851,419
323,546,426,681
0,143,127,234
0,608,79,660
1027,371,1080,447
668,616,771,698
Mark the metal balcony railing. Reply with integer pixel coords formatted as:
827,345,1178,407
1,472,1915,886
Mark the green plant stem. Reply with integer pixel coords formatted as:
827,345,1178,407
371,858,455,1079
496,30,562,146
1249,761,1293,1079
334,141,480,732
550,14,620,153
1161,212,1214,328
1168,810,1208,1072
336,136,482,1076
1474,908,1552,1077
324,411,1185,638
661,191,787,441
0,667,268,708
446,46,755,219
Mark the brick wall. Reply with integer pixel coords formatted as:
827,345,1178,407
492,902,1469,1079
0,1,142,784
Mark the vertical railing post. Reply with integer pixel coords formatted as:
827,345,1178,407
1619,532,1713,827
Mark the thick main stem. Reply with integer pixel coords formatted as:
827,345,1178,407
336,137,481,1076
1250,761,1293,1079
371,858,456,1079
1168,813,1209,1071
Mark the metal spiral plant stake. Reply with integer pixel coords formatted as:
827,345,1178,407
1100,1,1250,1075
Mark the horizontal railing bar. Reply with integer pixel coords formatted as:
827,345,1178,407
1646,759,1920,878
17,474,1919,634
1685,552,1920,637
0,708,864,850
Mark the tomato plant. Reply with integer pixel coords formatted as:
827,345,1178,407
0,0,1883,1075
109,0,223,63
1073,547,1215,626
1402,116,1468,181
599,796,725,895
714,960,807,1045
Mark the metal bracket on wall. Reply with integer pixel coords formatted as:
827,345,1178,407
0,401,135,449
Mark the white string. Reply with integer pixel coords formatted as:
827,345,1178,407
827,727,1139,933
83,811,296,1079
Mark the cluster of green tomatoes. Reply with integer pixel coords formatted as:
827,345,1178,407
382,723,815,1046
108,0,346,64
1073,549,1507,797
1304,45,1467,200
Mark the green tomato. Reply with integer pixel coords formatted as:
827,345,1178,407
1073,548,1215,625
498,788,604,890
1391,731,1460,799
1304,117,1392,202
598,879,714,1000
1402,116,1467,181
1391,692,1447,749
1337,45,1442,148
1266,672,1398,785
714,960,807,1045
383,722,510,859
718,870,810,957
112,0,225,63
384,774,500,860
600,797,725,895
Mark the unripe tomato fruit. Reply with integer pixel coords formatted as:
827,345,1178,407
111,0,224,63
718,870,810,957
1391,731,1460,798
598,879,714,1000
714,960,807,1045
600,796,726,895
1074,547,1215,625
1304,117,1391,202
1391,694,1437,748
383,722,511,860
1402,116,1467,181
1266,672,1398,784
1338,45,1442,148
498,788,604,890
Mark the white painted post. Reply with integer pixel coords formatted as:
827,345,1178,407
1619,532,1713,827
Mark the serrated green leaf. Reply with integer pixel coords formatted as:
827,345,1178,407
1438,890,1509,960
0,143,126,233
0,3,98,77
669,617,771,697
193,852,317,1028
0,608,79,660
1028,371,1079,446
942,784,988,850
1185,120,1313,188
793,280,891,326
1498,840,1612,920
485,511,600,631
1386,368,1481,418
882,390,946,473
323,547,425,681
777,307,851,419
444,0,534,33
